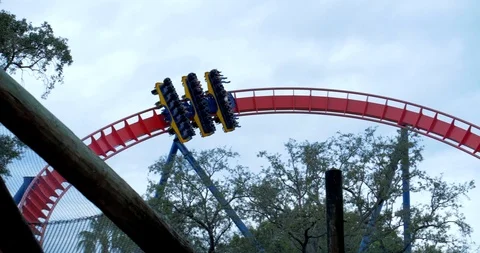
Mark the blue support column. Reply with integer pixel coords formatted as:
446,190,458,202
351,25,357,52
400,128,412,253
13,176,35,205
154,142,178,198
358,173,398,253
175,140,264,252
358,201,385,252
358,130,406,252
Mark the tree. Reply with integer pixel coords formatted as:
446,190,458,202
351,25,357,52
243,127,475,252
0,9,73,99
138,127,475,252
0,8,73,179
224,211,404,253
222,220,297,253
245,139,329,253
76,214,141,253
0,134,25,177
146,147,253,253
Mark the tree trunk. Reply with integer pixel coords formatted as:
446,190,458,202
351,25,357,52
208,231,215,253
302,242,308,253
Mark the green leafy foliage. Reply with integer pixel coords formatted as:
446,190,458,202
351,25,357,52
76,127,476,252
237,127,475,252
0,134,25,177
146,147,253,253
0,9,72,179
221,221,297,253
0,9,73,99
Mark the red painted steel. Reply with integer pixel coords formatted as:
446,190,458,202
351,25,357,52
17,87,480,244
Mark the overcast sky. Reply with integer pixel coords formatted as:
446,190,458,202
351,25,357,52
3,0,480,247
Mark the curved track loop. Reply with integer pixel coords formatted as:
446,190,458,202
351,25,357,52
18,87,480,244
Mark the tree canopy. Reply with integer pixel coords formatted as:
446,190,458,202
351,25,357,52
0,134,25,177
0,9,73,99
0,8,72,178
76,127,477,253
229,128,475,252
146,147,253,253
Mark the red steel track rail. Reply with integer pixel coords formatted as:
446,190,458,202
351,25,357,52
17,87,480,244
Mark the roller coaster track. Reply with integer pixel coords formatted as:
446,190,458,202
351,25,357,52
17,87,480,245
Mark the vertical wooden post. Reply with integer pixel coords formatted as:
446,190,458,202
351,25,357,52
325,168,345,253
0,70,195,252
400,128,412,253
0,178,44,253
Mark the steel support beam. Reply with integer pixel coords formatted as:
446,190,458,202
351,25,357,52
155,142,178,198
358,140,403,252
13,176,35,205
175,139,264,252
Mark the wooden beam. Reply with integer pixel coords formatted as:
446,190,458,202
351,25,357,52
325,169,345,253
0,178,44,253
0,70,195,253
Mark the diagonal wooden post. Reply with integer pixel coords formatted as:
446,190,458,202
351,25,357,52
0,70,195,253
0,178,44,253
